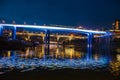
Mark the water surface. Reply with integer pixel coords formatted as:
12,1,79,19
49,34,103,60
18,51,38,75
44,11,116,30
0,41,120,80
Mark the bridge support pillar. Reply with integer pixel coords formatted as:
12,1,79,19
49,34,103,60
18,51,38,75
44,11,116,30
86,33,93,60
12,27,16,40
57,36,60,44
40,32,45,43
87,33,93,47
105,32,111,44
0,25,3,36
27,35,30,40
69,37,72,42
44,30,50,55
44,30,50,44
42,36,45,42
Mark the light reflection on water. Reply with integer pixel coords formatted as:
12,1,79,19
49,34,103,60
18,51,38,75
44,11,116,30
0,44,120,77
15,45,84,59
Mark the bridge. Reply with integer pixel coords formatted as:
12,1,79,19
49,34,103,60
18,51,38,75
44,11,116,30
16,32,87,42
0,24,112,46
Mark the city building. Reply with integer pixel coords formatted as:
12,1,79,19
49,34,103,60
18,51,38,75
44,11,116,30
109,19,120,39
112,19,120,30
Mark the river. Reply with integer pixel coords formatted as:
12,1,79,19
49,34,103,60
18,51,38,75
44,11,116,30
0,39,120,80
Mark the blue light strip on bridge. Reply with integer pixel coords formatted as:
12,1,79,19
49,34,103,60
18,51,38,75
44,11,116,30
0,24,107,34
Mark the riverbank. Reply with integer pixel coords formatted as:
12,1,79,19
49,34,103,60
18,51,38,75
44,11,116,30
0,68,118,80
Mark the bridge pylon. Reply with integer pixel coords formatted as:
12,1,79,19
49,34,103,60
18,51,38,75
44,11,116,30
44,30,50,55
0,25,3,36
87,33,93,47
86,33,93,61
12,27,16,40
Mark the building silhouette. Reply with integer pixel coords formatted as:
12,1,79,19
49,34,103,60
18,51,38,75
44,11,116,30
113,19,120,30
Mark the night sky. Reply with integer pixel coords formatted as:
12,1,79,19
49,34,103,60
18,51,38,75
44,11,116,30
0,0,120,29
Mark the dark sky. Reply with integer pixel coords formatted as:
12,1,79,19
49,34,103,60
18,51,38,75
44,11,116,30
0,0,120,29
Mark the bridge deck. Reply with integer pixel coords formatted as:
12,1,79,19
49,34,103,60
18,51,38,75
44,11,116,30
0,24,107,35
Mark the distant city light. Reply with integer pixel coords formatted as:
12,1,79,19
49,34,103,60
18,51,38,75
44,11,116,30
12,21,16,24
1,20,5,23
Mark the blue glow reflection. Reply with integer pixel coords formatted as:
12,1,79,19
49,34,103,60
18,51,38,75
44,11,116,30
0,43,112,73
0,56,109,71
